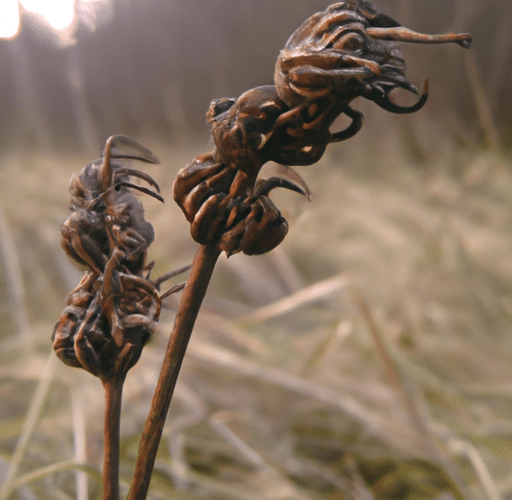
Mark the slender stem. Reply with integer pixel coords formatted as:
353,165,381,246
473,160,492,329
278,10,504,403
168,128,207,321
102,376,124,500
128,243,220,500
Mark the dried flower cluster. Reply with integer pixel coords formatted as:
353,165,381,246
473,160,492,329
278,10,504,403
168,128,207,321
52,135,181,381
173,87,311,257
51,3,472,498
173,1,471,256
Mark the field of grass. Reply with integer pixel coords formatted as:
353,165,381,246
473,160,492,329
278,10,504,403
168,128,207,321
0,92,511,500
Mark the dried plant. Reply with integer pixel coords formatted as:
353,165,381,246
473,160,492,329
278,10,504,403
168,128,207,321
53,135,188,500
128,2,471,499
50,2,472,499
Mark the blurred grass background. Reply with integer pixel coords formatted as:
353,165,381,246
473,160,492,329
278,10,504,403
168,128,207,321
0,0,511,499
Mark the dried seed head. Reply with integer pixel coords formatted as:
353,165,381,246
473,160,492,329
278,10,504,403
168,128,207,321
53,248,188,380
275,0,471,110
54,136,188,380
173,153,309,256
173,0,470,257
53,250,156,379
61,135,162,276
173,88,313,256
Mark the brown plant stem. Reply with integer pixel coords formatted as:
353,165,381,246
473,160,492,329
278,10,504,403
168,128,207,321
102,376,124,500
128,243,221,500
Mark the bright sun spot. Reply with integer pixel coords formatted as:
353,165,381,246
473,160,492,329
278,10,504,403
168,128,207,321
0,0,21,39
22,0,76,31
0,0,107,41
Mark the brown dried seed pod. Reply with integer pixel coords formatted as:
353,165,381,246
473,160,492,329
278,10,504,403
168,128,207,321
207,85,289,174
219,196,289,257
53,248,187,380
172,154,237,224
275,1,471,111
55,135,191,379
175,0,471,257
61,135,163,276
53,271,99,369
205,84,364,174
173,145,309,256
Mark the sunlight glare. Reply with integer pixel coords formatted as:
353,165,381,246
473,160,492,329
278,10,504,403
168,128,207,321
0,0,110,42
0,0,21,39
21,0,76,32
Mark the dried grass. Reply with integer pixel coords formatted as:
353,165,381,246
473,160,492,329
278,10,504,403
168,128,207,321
0,0,508,494
1,116,510,499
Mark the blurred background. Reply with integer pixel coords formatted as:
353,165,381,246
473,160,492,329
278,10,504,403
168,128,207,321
0,0,507,153
0,0,511,499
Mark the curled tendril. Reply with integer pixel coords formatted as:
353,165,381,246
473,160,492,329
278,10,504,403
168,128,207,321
369,79,430,114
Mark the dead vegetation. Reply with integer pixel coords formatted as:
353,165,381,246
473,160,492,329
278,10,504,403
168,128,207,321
1,112,510,498
0,0,509,498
